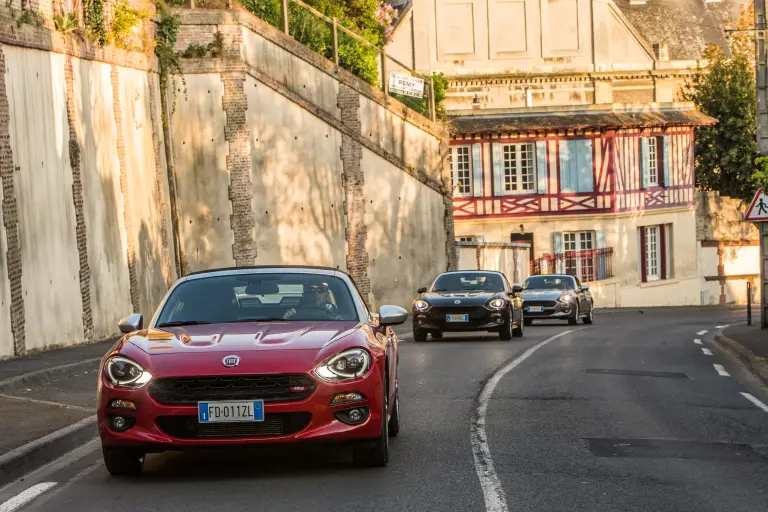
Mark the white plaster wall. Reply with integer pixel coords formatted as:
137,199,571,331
245,75,346,268
72,57,133,338
118,67,171,319
457,247,478,271
723,246,759,276
365,147,448,310
171,74,234,272
5,46,84,350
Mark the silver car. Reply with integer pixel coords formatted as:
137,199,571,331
520,274,594,325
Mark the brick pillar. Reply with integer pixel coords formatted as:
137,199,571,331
111,65,140,313
64,56,94,342
147,74,173,287
0,45,25,355
338,84,371,306
222,72,256,266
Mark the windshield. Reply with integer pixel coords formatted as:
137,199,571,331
155,273,360,325
432,273,505,292
524,275,576,290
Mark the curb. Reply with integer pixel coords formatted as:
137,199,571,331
713,331,768,387
0,415,98,488
0,358,102,394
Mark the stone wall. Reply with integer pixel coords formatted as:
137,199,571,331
696,190,758,242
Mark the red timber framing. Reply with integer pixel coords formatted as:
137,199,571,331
450,127,696,219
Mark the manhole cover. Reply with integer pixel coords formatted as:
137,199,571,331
586,369,688,379
584,438,767,462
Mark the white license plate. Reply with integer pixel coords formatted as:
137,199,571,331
198,400,264,423
527,306,544,313
446,314,469,322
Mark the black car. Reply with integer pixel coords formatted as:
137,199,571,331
411,271,525,341
520,274,594,325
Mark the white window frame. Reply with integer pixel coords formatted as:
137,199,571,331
646,136,659,187
452,146,473,197
645,225,660,281
562,231,593,252
501,143,536,194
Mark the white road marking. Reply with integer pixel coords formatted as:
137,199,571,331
741,392,768,412
0,483,57,512
714,364,730,377
693,339,702,345
701,348,713,356
697,330,708,335
471,330,575,512
716,325,729,329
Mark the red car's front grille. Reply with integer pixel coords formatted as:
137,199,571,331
149,374,316,406
156,412,312,439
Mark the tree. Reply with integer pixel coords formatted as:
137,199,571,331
681,5,756,200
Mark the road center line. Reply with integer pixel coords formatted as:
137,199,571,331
714,364,730,377
0,482,57,512
693,339,702,345
740,392,768,412
701,348,713,356
471,330,575,512
697,330,708,335
715,325,729,329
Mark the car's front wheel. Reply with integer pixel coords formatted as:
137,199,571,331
499,315,513,340
388,383,400,437
102,447,144,476
524,318,533,326
431,331,443,339
583,304,594,324
568,305,579,325
413,328,427,342
354,384,389,467
512,312,524,337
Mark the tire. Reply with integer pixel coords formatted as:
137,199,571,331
524,318,533,326
583,304,594,324
388,384,400,438
102,447,144,476
413,329,427,342
354,384,389,467
568,305,579,325
431,331,443,339
499,316,513,340
512,312,524,337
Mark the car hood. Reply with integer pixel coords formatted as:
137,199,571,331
520,289,571,300
418,291,502,307
127,321,360,356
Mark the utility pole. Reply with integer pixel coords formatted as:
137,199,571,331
756,0,768,328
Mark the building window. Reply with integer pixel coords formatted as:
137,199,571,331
647,136,658,186
640,224,672,282
457,236,476,242
452,146,473,196
562,231,594,281
502,143,536,193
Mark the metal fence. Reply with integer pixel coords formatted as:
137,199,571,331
218,0,437,121
530,248,614,283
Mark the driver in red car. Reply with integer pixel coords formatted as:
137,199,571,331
283,282,339,319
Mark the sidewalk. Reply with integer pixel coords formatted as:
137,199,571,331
714,323,768,386
0,340,114,487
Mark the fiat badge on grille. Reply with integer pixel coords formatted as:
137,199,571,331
222,355,240,368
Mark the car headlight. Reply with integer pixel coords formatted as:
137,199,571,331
414,299,431,312
487,298,505,309
315,348,371,382
557,294,571,304
104,356,152,388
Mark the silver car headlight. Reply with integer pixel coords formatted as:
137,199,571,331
557,294,571,304
104,356,152,388
315,348,371,382
488,298,505,309
414,299,431,312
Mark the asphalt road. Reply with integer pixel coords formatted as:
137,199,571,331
2,308,767,512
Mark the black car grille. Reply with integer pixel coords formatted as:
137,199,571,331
523,300,558,308
149,375,316,406
427,307,487,320
156,412,312,439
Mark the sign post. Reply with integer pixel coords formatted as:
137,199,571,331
744,189,768,328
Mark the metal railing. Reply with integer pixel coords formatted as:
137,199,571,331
224,0,437,120
530,248,614,283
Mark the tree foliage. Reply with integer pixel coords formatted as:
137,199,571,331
681,5,757,200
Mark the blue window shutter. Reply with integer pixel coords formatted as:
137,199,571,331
559,141,573,193
536,141,548,194
492,143,504,196
595,229,606,280
553,232,563,273
662,136,670,187
577,139,594,192
640,137,649,188
472,144,483,197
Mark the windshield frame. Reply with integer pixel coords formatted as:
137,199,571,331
150,268,367,327
523,275,577,291
430,272,508,293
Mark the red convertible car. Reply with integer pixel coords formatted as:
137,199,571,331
97,266,408,474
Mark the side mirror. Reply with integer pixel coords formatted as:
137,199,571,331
417,287,427,294
581,284,590,292
379,305,408,326
512,285,524,295
118,313,143,334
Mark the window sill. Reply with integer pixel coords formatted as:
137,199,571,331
638,278,678,288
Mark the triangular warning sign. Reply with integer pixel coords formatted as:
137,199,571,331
745,189,768,221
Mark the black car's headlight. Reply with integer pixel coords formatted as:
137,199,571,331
487,298,505,309
315,348,372,382
104,356,152,388
414,299,431,312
